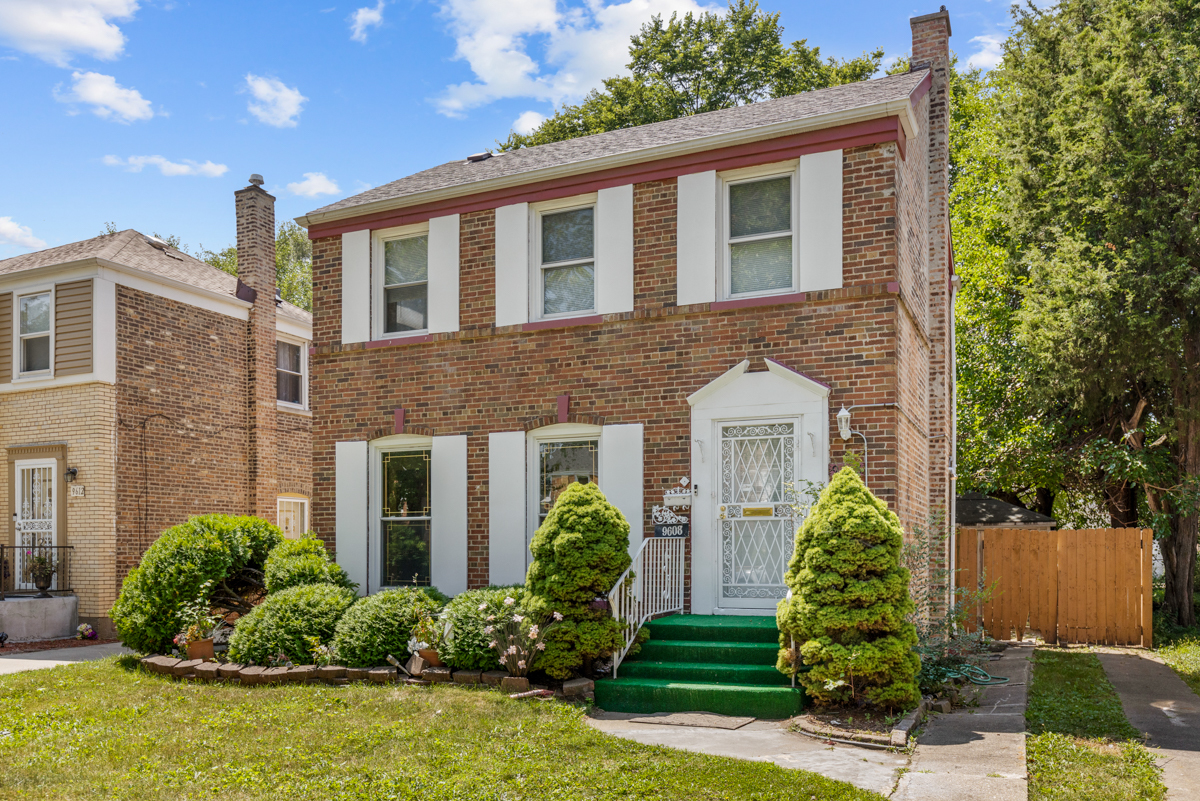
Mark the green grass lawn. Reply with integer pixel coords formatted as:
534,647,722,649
1025,650,1165,801
0,657,882,801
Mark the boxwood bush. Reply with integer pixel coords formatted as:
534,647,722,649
332,587,443,668
264,536,356,594
441,586,523,670
227,583,356,666
110,515,282,654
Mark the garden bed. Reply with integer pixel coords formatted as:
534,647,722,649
0,637,119,655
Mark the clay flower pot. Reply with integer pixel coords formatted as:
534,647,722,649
187,638,215,660
418,648,444,667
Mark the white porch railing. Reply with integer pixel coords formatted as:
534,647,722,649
607,535,686,678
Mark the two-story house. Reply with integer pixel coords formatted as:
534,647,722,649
300,11,955,622
0,179,312,637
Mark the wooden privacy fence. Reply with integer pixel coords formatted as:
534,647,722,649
955,527,1153,647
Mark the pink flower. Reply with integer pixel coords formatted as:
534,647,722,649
506,645,518,655
478,603,487,611
486,615,495,622
504,597,515,606
528,625,539,638
552,611,564,621
517,660,526,670
484,626,494,634
512,614,524,623
488,641,497,648
536,642,546,650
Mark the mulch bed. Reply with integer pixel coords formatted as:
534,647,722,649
800,708,899,736
0,638,119,655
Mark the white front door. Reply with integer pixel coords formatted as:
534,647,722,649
14,458,57,591
716,421,798,609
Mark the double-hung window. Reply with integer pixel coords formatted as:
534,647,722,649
536,439,598,528
380,449,432,586
537,204,595,317
276,339,306,407
726,174,795,297
18,292,51,375
382,232,428,334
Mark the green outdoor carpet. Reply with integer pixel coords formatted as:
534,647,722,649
594,615,805,720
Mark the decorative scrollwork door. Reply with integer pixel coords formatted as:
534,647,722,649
14,459,57,591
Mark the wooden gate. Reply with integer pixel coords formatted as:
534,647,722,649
955,527,1153,647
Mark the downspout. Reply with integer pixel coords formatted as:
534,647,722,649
948,272,960,612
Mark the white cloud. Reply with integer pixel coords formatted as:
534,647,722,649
0,217,47,250
350,0,384,43
102,154,228,177
244,74,307,127
512,109,545,134
967,34,1005,70
287,172,340,198
435,0,717,117
55,70,153,122
0,0,138,67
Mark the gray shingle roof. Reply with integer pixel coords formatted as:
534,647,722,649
956,493,1057,527
306,70,929,220
0,229,311,325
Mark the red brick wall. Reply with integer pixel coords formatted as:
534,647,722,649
277,409,312,499
633,178,678,311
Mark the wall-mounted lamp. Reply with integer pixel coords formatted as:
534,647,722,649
835,406,869,488
64,467,78,484
836,406,852,440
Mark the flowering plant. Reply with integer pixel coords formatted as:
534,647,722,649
410,610,451,653
173,580,222,646
267,652,293,668
76,623,97,640
485,597,562,677
23,550,56,583
306,636,338,667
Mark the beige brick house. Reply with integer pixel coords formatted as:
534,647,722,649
300,11,955,619
0,180,312,636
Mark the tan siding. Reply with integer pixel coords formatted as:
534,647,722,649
55,279,92,376
0,292,11,384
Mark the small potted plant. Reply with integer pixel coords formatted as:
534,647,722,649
174,582,221,660
409,611,449,666
24,550,56,597
76,623,97,640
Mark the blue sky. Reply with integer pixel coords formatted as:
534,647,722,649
0,1,1013,259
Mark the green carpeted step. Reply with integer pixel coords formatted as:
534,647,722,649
644,614,780,644
634,638,779,665
594,677,804,719
618,660,792,686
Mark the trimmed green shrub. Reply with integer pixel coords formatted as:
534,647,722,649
523,480,630,679
332,587,443,668
110,515,283,654
776,467,920,710
441,586,524,670
227,583,356,666
264,536,356,594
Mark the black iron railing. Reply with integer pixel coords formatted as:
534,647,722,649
0,544,74,600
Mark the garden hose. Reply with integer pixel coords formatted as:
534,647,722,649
945,664,1010,685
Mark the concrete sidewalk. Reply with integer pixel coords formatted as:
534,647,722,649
892,645,1032,801
0,642,131,674
1099,652,1200,801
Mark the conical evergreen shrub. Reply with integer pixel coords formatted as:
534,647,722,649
523,480,631,679
776,466,920,710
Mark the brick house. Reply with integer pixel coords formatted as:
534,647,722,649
300,12,955,619
0,178,312,636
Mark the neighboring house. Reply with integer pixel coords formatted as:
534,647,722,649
300,11,955,616
0,179,312,636
956,492,1056,530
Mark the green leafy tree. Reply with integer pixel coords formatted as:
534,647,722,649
1001,0,1200,625
199,221,312,311
776,467,920,710
499,0,882,150
523,481,631,678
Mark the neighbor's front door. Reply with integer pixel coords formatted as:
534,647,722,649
716,421,797,610
14,458,57,591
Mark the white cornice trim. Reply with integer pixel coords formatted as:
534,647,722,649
298,93,922,230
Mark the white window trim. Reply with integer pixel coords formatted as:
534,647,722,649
372,222,430,340
275,333,309,411
526,423,602,560
14,286,54,381
369,434,434,593
530,193,599,321
719,159,800,301
277,494,309,539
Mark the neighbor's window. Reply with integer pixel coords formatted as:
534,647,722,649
18,292,51,374
381,450,432,586
383,234,428,333
277,496,309,539
539,206,595,317
276,340,304,406
727,175,794,296
537,440,598,526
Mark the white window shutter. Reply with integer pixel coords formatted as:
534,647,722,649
334,440,369,595
599,424,644,557
341,230,371,344
488,431,527,586
798,149,843,292
427,214,460,334
494,203,529,327
596,184,634,314
431,435,468,597
676,171,718,306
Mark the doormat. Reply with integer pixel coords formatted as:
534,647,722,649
624,712,755,729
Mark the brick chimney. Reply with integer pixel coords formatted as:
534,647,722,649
235,174,279,523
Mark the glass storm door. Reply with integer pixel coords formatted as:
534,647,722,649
15,459,57,591
717,422,797,609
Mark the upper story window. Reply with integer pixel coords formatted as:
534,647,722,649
18,292,51,375
383,233,428,334
536,203,595,318
276,338,306,408
726,173,795,298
